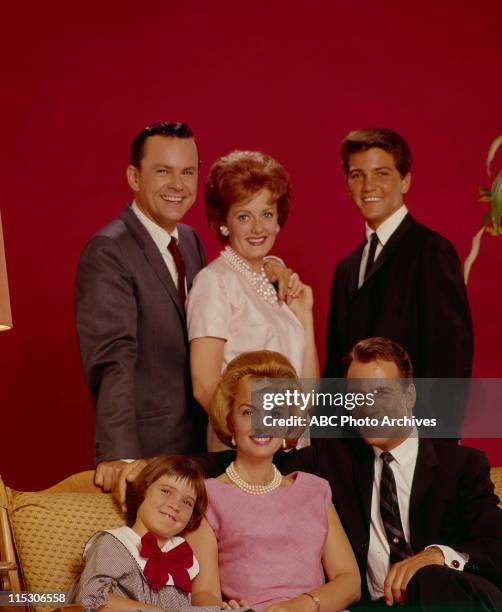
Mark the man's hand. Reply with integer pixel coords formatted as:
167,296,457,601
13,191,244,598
112,459,148,512
94,460,130,492
383,548,444,606
263,260,302,304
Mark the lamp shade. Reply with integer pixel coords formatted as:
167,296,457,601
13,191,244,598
0,211,12,331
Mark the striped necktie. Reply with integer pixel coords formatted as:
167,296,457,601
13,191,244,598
380,451,413,564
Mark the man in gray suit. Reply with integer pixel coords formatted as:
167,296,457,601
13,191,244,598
77,122,293,489
77,122,208,488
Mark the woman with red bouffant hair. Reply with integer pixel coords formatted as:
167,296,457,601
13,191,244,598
187,151,319,451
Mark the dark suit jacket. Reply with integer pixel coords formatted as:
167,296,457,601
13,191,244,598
283,438,502,596
76,205,206,463
324,214,473,378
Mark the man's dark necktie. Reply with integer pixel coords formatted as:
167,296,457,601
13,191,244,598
380,451,413,564
363,232,379,281
168,237,186,304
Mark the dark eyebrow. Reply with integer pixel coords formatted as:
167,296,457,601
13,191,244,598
152,164,197,171
373,384,394,392
348,166,392,173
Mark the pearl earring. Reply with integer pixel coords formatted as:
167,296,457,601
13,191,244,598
231,436,236,447
282,439,287,450
275,226,280,234
220,225,230,237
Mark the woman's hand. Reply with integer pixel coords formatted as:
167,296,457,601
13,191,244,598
265,595,314,612
285,272,303,304
287,284,314,322
221,598,251,609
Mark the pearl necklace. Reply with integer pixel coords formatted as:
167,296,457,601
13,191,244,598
225,462,282,495
221,246,278,305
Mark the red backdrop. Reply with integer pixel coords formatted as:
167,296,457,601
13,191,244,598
1,1,501,489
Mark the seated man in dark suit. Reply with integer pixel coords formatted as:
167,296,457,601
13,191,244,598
113,339,502,609
297,338,502,609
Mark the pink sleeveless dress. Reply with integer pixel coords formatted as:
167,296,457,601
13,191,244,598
205,472,331,611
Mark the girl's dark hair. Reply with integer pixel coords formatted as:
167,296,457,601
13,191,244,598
126,455,207,534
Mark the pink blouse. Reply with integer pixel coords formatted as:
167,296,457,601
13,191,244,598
205,472,331,611
187,255,306,375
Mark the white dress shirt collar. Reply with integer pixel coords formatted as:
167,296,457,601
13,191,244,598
365,204,408,247
131,201,179,249
371,428,418,467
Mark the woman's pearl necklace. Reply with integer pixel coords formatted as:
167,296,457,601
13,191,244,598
221,246,278,305
225,461,282,495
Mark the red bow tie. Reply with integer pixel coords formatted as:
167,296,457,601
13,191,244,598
140,532,194,592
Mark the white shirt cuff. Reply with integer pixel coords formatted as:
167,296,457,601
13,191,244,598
425,544,469,571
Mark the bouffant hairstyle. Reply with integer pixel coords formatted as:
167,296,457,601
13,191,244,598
342,336,414,380
205,150,292,242
341,128,412,178
126,455,207,534
210,350,301,449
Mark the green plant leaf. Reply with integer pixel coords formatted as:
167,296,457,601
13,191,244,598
486,135,502,177
490,171,502,233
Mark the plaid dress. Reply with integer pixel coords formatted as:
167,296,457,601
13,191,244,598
72,528,221,611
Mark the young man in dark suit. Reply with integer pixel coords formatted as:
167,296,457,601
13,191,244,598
324,128,473,381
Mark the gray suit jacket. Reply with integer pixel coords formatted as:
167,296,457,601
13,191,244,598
76,205,206,463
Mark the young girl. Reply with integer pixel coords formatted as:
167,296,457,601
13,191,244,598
73,456,224,611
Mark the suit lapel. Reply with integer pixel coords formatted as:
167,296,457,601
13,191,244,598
352,440,374,532
409,438,438,551
119,206,185,317
348,242,365,297
361,214,416,286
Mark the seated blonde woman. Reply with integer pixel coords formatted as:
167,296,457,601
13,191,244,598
187,151,319,450
186,350,360,612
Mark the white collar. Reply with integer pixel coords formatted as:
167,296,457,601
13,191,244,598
365,205,408,246
372,427,418,467
131,201,179,251
84,526,199,584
